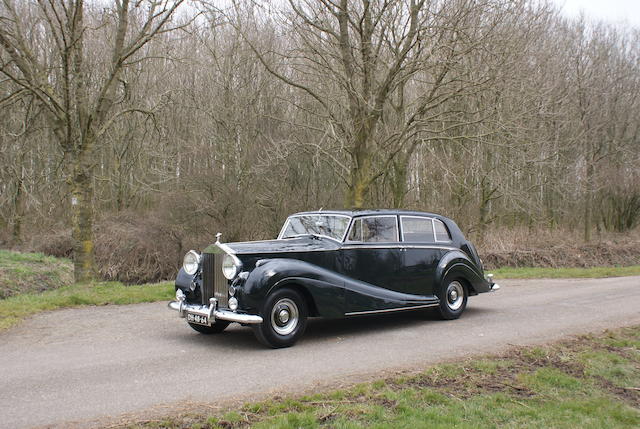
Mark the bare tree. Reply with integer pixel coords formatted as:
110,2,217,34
0,0,187,280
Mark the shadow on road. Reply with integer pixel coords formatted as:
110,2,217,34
166,305,491,350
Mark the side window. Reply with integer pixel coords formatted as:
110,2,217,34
434,219,451,242
401,217,434,242
347,217,398,242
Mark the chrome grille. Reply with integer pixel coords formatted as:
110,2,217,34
213,253,229,307
201,253,229,308
202,253,214,305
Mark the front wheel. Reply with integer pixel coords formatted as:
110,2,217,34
436,277,468,320
188,320,231,334
252,288,308,348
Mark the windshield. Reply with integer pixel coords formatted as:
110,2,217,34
279,214,351,241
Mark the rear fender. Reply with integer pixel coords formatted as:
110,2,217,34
436,250,491,295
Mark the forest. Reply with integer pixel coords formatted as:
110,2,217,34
1,0,639,283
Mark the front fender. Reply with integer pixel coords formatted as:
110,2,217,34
436,250,491,295
241,258,345,318
175,267,192,290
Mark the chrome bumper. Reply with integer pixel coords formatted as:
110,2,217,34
168,296,263,325
487,274,500,292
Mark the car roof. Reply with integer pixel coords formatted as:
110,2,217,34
291,209,449,220
287,209,466,243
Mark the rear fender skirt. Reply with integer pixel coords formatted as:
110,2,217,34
436,250,491,295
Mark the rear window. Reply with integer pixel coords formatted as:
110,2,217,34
347,216,398,242
434,219,451,242
401,217,434,242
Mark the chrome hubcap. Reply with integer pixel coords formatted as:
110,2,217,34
446,281,464,311
278,309,290,324
270,298,299,336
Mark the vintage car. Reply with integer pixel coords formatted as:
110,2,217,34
168,210,499,348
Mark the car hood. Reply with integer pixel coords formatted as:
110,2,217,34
224,236,341,255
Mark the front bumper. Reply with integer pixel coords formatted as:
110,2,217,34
168,296,263,325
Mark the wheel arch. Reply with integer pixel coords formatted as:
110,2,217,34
271,281,320,317
441,266,477,295
436,250,488,296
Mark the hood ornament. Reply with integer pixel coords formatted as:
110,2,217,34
215,232,222,243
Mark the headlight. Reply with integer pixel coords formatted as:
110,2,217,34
222,254,240,280
183,250,201,275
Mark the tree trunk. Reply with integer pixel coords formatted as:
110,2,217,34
345,164,369,209
71,168,96,282
345,131,373,209
11,167,25,244
583,161,594,242
391,160,408,209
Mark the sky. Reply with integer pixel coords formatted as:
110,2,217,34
553,0,640,28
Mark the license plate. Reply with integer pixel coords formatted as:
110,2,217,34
186,312,209,326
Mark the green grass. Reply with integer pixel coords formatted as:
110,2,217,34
0,280,174,331
490,265,640,279
0,249,73,298
127,326,640,429
0,249,174,331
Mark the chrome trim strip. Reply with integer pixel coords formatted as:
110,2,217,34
345,303,439,316
228,244,458,254
237,244,460,254
341,244,457,251
168,300,263,324
233,248,339,255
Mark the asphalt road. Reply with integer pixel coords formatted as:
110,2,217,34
1,276,640,429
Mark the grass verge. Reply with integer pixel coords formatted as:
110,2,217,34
125,326,640,429
0,249,73,298
0,280,173,331
490,265,640,279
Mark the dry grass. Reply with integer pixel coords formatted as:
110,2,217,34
478,226,640,269
32,211,190,285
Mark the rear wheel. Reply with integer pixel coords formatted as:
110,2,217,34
436,277,468,320
188,320,230,334
252,288,308,348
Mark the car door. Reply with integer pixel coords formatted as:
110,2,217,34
339,215,404,313
399,216,453,297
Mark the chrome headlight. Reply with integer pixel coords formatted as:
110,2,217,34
222,254,240,280
183,250,201,275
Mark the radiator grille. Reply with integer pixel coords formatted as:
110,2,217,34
201,253,229,308
213,253,229,307
202,253,214,305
